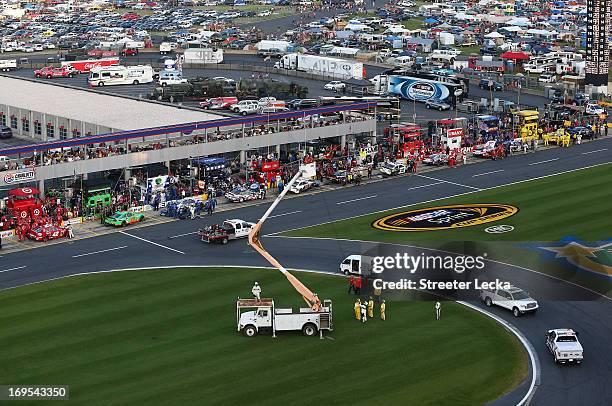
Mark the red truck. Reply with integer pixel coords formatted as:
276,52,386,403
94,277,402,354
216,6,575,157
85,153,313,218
34,66,76,79
60,57,119,73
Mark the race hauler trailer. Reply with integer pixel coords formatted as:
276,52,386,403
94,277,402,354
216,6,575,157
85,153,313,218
61,57,119,73
88,65,154,86
0,59,18,72
237,298,333,337
256,40,292,53
370,71,468,104
274,53,366,80
182,48,224,64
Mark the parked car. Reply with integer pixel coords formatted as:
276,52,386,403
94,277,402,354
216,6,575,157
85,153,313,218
478,79,504,91
0,125,13,139
425,99,451,111
288,98,319,110
538,73,557,84
34,66,76,78
200,97,239,109
324,81,346,92
230,100,260,115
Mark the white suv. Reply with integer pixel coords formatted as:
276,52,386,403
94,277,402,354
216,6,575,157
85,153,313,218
480,285,538,317
230,100,260,115
324,81,346,92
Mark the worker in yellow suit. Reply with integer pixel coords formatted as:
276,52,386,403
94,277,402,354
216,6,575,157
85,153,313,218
542,134,549,146
367,297,374,319
380,300,386,321
354,299,361,321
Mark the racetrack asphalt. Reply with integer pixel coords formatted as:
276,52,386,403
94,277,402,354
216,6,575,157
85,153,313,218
1,138,611,406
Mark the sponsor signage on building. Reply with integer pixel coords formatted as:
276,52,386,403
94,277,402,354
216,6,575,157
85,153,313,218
3,169,36,185
372,204,519,231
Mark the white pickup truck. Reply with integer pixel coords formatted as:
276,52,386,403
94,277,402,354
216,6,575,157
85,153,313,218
546,328,584,364
480,285,538,317
237,298,333,337
230,100,260,116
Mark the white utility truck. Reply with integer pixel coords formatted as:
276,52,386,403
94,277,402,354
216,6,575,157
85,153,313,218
480,285,538,317
236,298,333,337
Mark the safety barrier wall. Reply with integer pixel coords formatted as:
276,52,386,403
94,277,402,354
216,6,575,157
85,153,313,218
0,120,376,186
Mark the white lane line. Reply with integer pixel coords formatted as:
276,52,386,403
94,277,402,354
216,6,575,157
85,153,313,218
415,174,482,190
119,231,185,254
581,148,608,155
336,195,378,205
269,210,303,218
528,158,559,166
472,169,504,178
72,246,128,258
0,265,27,273
406,182,444,191
168,231,199,239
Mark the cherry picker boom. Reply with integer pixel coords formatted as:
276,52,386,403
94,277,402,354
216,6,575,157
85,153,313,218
248,171,322,311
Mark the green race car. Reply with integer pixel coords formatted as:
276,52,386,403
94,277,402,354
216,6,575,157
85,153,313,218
104,211,145,227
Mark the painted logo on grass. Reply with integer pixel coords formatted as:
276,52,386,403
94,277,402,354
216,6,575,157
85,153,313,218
372,204,519,232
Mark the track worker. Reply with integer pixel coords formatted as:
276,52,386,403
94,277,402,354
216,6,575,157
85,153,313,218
348,275,355,294
354,276,362,295
368,297,374,319
360,300,368,323
435,302,441,320
251,282,262,301
380,300,386,321
354,299,361,321
67,224,74,239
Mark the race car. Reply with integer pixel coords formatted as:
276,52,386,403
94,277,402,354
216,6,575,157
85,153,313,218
423,153,448,166
27,223,68,242
546,328,584,364
289,178,315,194
34,66,76,79
225,187,263,203
380,161,407,176
198,219,255,244
472,140,498,158
104,211,145,227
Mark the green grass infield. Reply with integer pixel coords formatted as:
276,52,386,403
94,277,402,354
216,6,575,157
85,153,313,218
0,267,527,405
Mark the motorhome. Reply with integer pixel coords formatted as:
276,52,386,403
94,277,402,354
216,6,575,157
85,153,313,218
88,65,153,86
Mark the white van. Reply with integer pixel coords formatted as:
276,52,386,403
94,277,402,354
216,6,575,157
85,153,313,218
158,70,188,86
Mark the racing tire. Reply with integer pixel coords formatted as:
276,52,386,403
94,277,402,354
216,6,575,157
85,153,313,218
133,80,139,85
244,325,257,337
484,296,492,307
222,237,228,245
122,221,127,227
46,75,52,79
302,323,317,337
512,307,520,317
